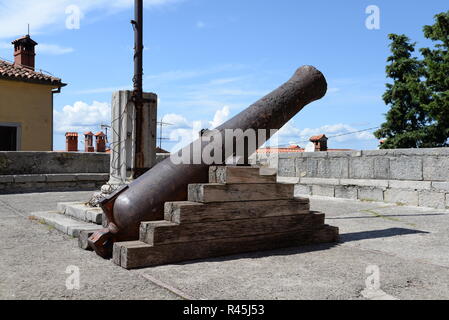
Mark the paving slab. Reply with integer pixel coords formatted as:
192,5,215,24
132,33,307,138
0,191,180,300
2,192,449,300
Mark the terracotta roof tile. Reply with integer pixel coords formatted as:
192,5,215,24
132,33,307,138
0,59,65,87
310,134,327,142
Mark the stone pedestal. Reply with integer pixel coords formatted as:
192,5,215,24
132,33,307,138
100,90,157,196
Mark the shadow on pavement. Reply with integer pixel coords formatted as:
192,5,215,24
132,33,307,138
340,228,430,243
328,213,447,220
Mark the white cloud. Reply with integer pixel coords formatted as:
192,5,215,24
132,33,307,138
196,21,206,28
274,123,376,147
163,113,192,129
209,106,230,129
0,0,183,39
54,100,111,134
37,44,74,55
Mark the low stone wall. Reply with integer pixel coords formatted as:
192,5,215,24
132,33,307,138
265,148,449,209
0,152,110,175
0,173,109,194
0,152,171,194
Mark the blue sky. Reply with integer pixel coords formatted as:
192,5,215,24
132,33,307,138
0,0,447,151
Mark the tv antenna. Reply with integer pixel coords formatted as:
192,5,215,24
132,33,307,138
157,116,172,149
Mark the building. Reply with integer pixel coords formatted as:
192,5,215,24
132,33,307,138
0,34,66,151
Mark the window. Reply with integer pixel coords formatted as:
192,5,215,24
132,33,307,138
0,125,18,151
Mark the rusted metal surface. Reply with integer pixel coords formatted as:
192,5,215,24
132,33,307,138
89,65,328,258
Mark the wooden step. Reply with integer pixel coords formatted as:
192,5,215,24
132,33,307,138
140,213,325,246
114,225,339,269
188,183,294,203
209,166,277,184
165,198,310,224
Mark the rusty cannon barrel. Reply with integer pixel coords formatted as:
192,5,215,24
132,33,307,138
89,65,328,258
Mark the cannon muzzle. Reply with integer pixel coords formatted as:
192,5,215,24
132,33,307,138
89,65,327,258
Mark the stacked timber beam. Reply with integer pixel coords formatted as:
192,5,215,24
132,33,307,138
113,166,339,269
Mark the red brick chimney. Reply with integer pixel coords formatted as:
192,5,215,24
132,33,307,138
95,132,106,153
310,134,328,152
65,132,79,152
84,132,95,153
12,35,37,70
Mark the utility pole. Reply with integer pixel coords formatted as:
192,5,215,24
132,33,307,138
131,0,145,178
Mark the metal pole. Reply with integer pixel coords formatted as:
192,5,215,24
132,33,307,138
132,0,145,178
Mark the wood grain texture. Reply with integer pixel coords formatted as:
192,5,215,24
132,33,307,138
140,213,325,246
165,199,310,224
188,183,295,203
209,166,277,184
114,225,339,269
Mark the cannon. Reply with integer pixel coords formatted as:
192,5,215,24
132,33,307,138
89,65,328,258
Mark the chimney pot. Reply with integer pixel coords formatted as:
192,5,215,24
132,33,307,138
309,134,328,152
95,131,107,153
12,35,37,70
65,132,79,152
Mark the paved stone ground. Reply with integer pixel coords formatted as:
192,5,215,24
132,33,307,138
1,191,449,300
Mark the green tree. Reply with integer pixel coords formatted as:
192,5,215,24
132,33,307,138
374,34,429,149
420,11,449,147
376,11,449,149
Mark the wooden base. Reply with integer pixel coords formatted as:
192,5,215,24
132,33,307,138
112,165,340,269
114,225,339,269
164,199,310,224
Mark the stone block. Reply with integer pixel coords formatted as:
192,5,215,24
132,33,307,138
312,185,335,197
0,175,14,183
316,159,331,178
296,158,308,177
277,177,300,184
300,178,340,186
446,194,449,209
349,158,374,179
384,189,419,206
389,157,423,181
29,211,95,237
294,184,311,196
318,158,349,179
418,191,446,209
306,158,319,177
358,187,384,202
297,157,320,178
388,180,431,191
432,182,449,193
46,174,77,182
57,202,83,213
335,186,358,199
68,225,105,238
328,151,362,158
423,157,449,181
340,179,388,188
76,173,109,181
14,175,46,183
374,157,390,179
278,158,296,177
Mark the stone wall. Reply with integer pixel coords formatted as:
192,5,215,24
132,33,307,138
264,148,449,209
0,152,110,175
0,152,170,194
0,152,110,194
